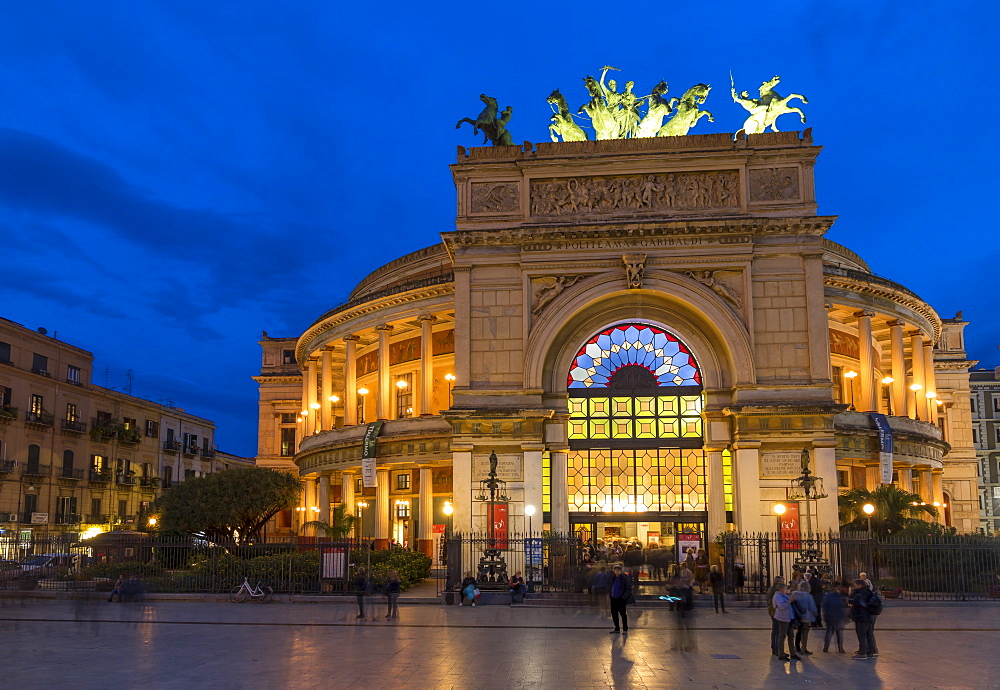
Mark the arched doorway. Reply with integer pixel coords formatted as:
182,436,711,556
565,322,707,570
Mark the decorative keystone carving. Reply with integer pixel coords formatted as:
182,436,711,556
683,270,743,309
531,275,584,315
623,254,646,289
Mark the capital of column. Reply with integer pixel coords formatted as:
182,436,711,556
887,319,906,328
375,324,394,332
343,334,359,343
854,309,875,319
417,314,436,323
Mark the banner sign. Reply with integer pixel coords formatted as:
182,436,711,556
779,503,801,551
525,538,543,575
30,513,48,524
489,502,509,550
869,413,894,484
321,547,347,579
361,422,383,488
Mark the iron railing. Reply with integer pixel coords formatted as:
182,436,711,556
442,532,587,595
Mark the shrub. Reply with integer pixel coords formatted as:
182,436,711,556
350,548,431,591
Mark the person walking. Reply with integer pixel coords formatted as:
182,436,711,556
809,569,825,627
385,570,400,620
709,564,727,613
771,583,799,661
609,564,633,634
352,569,368,619
790,581,818,654
822,583,848,653
849,579,877,659
766,576,785,656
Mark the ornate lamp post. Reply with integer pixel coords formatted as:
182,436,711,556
357,388,369,424
444,374,455,407
773,503,787,578
909,383,922,419
786,449,829,574
474,450,510,587
843,370,858,411
881,377,894,416
862,503,875,535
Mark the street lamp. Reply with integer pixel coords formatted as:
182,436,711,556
862,503,875,535
444,374,455,407
909,383,922,419
525,504,536,536
310,402,321,433
843,370,858,411
357,388,369,424
881,377,894,416
773,503,787,577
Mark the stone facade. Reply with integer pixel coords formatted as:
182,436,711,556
258,131,979,553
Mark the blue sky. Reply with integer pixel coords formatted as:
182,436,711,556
1,1,997,456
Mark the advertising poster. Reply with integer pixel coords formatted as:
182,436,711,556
779,502,801,551
489,502,508,549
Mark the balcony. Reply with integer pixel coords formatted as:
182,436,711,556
31,368,51,378
55,514,82,525
85,514,109,524
0,405,16,424
21,464,50,479
139,477,160,489
61,418,87,434
116,474,136,486
200,449,216,459
182,446,198,457
25,410,54,428
58,467,85,480
65,377,83,387
0,459,15,473
18,512,38,524
163,440,181,453
88,469,113,483
114,515,136,525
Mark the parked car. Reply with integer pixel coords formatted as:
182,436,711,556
19,554,82,578
0,559,21,581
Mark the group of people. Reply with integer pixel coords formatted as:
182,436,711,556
107,573,144,602
351,569,402,620
768,569,882,661
584,540,717,592
456,571,528,607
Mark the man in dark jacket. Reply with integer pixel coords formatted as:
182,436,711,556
609,565,633,634
353,569,368,619
849,579,877,659
808,569,825,627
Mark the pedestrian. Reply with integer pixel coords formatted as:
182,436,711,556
608,564,633,634
791,581,817,654
352,569,368,619
592,565,613,613
385,570,400,620
849,578,877,660
509,571,526,605
622,544,643,588
709,564,727,613
694,549,710,593
809,569,825,627
733,558,746,600
766,576,785,656
821,583,848,653
771,583,799,661
460,572,478,606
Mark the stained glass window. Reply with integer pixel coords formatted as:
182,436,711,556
568,323,701,389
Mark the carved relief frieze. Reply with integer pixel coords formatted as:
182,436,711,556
529,170,739,217
530,275,585,315
470,181,520,213
748,167,800,202
682,270,744,309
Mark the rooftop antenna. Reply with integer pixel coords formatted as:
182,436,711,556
124,369,134,395
102,367,110,388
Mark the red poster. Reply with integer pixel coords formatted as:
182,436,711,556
432,524,446,535
489,503,508,549
779,503,801,551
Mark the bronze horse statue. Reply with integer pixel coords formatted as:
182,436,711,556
456,94,514,146
547,89,588,142
731,75,808,134
658,83,714,137
577,76,619,140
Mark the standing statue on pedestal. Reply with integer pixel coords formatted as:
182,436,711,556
456,94,514,146
547,89,588,142
657,84,714,137
730,74,808,135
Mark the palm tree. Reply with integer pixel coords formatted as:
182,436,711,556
839,484,938,536
305,504,357,540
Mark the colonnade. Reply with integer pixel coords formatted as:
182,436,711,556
298,315,440,436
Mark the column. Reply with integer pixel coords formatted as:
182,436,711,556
813,445,839,532
300,477,315,536
343,335,358,426
419,315,434,416
909,333,925,420
522,446,544,534
923,342,937,422
452,447,473,534
321,349,333,431
896,466,913,493
375,467,390,548
550,450,569,534
306,358,318,435
418,466,434,557
300,361,311,435
865,464,881,491
733,443,762,534
889,320,907,417
317,472,331,525
855,310,876,412
931,471,945,518
376,324,393,421
705,449,726,539
341,471,355,536
918,469,933,503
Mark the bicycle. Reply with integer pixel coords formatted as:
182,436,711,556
230,577,274,604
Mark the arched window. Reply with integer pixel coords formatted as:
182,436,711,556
566,323,706,514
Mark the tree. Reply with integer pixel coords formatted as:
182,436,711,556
305,504,357,540
150,467,300,544
838,484,938,536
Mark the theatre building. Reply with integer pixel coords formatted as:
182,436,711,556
255,131,979,556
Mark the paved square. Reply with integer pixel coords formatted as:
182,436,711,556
3,597,998,688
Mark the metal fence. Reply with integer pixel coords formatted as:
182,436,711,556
0,534,430,595
722,532,1000,601
441,532,587,595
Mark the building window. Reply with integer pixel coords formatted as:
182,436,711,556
118,500,128,520
0,341,10,364
92,454,107,470
184,434,198,453
123,417,136,430
65,403,77,422
395,373,413,418
973,428,980,445
280,427,296,457
30,394,44,415
163,466,173,488
994,397,1000,413
31,353,48,376
1,386,11,407
831,366,843,405
995,427,1000,444
395,500,411,519
27,444,40,473
837,470,849,488
96,410,112,424
90,498,102,520
971,397,978,415
280,412,297,424
396,472,410,491
146,420,159,438
62,450,74,473
282,349,296,365
66,365,81,385
356,477,363,494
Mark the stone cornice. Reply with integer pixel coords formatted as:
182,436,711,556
823,268,941,340
297,283,455,361
252,375,303,384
